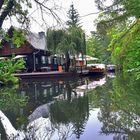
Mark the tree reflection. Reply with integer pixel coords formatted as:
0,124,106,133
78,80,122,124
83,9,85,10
0,85,27,112
50,96,89,139
88,73,140,140
0,77,91,139
0,85,28,140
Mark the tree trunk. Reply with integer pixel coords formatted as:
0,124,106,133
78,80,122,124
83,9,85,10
0,0,14,28
65,52,70,72
0,0,4,10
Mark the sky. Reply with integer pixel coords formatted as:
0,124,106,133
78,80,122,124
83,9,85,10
59,0,99,35
28,0,100,35
3,0,100,35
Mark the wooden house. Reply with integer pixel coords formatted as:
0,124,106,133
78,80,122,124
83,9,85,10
0,27,60,72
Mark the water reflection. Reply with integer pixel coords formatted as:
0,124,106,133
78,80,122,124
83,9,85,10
88,73,140,140
0,74,140,140
0,76,106,139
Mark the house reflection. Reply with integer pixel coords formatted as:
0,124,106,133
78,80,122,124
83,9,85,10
18,76,106,139
0,76,108,140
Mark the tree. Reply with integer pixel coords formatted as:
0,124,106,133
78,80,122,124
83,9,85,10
86,31,111,64
46,29,75,72
46,27,86,72
66,4,86,69
68,26,86,55
0,0,61,30
46,4,86,72
67,4,80,27
86,37,96,57
93,0,140,79
94,0,140,31
108,21,140,78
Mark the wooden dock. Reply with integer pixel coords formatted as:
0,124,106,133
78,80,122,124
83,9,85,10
14,71,79,79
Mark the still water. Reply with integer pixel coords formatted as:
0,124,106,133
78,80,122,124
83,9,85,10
0,73,140,140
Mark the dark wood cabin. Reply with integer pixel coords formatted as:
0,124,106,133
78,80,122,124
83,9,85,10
0,27,60,72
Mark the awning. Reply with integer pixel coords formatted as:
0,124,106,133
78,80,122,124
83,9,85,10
85,55,98,61
13,55,27,59
0,57,7,60
76,55,98,61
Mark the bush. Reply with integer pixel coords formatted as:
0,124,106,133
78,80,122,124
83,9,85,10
0,58,25,84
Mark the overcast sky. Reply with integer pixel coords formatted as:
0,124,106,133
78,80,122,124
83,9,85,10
60,0,99,35
3,0,100,35
29,0,99,35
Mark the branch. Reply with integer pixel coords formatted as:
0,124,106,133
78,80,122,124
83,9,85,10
111,20,138,51
80,11,101,17
80,1,123,18
33,0,62,24
95,0,122,11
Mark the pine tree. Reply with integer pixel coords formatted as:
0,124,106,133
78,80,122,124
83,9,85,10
67,4,80,27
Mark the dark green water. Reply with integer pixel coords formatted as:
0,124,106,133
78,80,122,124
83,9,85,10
0,73,140,140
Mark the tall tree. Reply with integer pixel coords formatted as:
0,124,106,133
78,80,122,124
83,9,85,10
67,4,86,66
67,4,80,27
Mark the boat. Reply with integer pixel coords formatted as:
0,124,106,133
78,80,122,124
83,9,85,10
87,64,105,75
106,64,115,72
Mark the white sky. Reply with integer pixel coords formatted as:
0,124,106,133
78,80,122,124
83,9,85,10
3,0,100,35
60,0,99,35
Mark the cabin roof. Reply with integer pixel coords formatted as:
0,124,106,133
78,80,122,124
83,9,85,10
26,32,47,50
6,26,47,51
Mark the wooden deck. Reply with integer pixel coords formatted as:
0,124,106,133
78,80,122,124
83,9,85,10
14,71,79,79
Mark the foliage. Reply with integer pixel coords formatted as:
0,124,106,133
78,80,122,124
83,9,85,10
88,73,140,139
93,3,140,79
46,29,66,54
0,0,61,30
46,27,86,71
86,36,96,57
56,33,77,55
0,84,27,111
46,29,77,55
94,0,140,28
0,0,31,28
0,58,25,84
12,30,26,47
50,96,89,139
0,27,26,48
69,26,86,55
86,33,111,64
108,21,140,79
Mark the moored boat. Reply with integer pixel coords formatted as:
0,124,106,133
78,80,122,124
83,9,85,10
106,64,115,72
87,64,105,75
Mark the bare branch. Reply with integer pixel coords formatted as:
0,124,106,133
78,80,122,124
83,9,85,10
80,11,101,17
33,0,62,24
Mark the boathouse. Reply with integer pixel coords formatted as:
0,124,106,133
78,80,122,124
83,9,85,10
0,27,60,72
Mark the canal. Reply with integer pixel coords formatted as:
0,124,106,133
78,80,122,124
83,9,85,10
0,73,140,140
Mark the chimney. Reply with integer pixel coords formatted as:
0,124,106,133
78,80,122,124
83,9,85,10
38,31,45,38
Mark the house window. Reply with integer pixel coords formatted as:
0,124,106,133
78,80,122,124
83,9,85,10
9,42,15,48
48,57,51,64
35,57,38,64
41,56,46,64
54,57,57,64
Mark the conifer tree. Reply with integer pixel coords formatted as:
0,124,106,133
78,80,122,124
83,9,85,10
67,4,80,27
